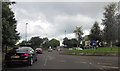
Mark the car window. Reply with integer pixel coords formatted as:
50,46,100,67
29,48,34,51
16,47,31,53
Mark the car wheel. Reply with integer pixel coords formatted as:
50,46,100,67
30,58,33,66
27,58,33,66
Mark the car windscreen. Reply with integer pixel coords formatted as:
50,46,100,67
16,48,30,53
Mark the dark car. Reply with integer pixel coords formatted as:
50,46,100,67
35,48,43,54
5,47,37,66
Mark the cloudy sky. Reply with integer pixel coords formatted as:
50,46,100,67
10,2,114,44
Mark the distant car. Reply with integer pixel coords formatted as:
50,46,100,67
53,48,56,50
48,48,53,52
57,48,60,51
5,47,37,66
76,47,83,50
35,48,43,54
69,48,73,50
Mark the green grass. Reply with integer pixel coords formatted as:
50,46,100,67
65,46,120,53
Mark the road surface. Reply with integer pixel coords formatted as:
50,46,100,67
3,50,119,71
0,49,2,71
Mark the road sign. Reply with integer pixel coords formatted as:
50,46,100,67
92,42,97,46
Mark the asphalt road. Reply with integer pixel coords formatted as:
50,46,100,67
3,50,119,70
0,51,2,71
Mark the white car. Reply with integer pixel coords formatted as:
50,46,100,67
76,47,83,50
48,48,53,52
68,48,73,50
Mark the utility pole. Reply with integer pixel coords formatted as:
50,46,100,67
65,30,66,37
46,34,47,38
64,30,67,48
25,23,28,41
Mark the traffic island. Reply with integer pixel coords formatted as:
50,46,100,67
59,46,119,56
59,52,119,56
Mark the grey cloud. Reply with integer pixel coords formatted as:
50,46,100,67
11,2,111,22
10,2,112,40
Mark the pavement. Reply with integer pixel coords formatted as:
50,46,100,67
3,50,119,71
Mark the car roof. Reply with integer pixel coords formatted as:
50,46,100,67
17,46,33,50
36,48,42,49
20,46,31,48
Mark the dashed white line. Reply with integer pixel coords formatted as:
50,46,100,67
44,56,48,66
97,63,112,65
89,62,92,64
81,62,87,64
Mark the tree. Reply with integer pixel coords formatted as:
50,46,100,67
42,37,49,48
17,40,28,46
89,21,102,42
49,38,60,48
29,36,43,49
116,14,120,46
102,3,117,50
73,26,84,47
62,37,69,47
62,37,77,48
70,38,77,47
2,2,20,53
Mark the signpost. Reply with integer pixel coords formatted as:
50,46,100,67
92,41,97,50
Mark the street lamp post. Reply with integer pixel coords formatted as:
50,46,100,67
25,23,28,41
64,30,67,47
65,30,66,37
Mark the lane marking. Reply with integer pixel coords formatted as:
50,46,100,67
81,62,87,64
89,62,92,64
102,66,119,69
44,56,48,66
98,68,106,71
97,63,112,65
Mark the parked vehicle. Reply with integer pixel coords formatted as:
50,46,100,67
53,48,56,50
57,47,61,51
68,48,73,50
35,48,43,54
5,47,37,66
48,48,53,52
76,47,83,50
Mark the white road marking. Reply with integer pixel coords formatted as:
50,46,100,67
97,63,112,65
44,56,48,66
89,62,92,64
81,62,87,64
98,68,106,71
102,66,119,69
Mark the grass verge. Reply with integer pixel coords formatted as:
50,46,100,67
65,46,119,53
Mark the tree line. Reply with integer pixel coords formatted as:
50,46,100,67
18,37,60,49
